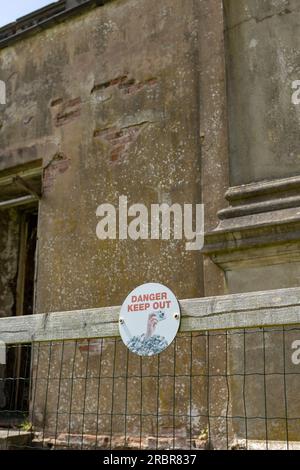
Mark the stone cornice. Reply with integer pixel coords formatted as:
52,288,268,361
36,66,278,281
204,176,300,269
225,175,300,202
219,175,300,219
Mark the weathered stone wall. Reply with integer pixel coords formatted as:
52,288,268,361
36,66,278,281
224,0,300,186
221,0,300,294
0,0,211,446
219,0,300,447
2,0,203,311
228,327,300,444
31,334,208,449
2,0,299,449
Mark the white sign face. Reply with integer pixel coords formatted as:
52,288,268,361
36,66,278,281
119,283,181,356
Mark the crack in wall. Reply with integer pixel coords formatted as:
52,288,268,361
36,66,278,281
225,6,300,32
93,121,150,163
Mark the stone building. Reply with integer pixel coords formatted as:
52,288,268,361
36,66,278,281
0,0,300,449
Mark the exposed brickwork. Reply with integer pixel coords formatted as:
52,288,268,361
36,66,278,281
91,75,128,93
91,75,157,96
43,152,70,194
94,123,148,162
50,98,63,107
52,97,81,127
33,432,209,450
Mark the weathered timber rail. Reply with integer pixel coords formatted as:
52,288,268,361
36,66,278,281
0,287,300,343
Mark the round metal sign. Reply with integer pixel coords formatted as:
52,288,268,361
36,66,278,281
119,283,181,356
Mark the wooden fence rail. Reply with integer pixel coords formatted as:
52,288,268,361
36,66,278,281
1,287,300,344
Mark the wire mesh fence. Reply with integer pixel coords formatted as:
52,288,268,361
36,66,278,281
0,326,300,450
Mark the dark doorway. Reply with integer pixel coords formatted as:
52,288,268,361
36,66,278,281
1,208,38,427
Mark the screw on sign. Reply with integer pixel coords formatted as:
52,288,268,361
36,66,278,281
119,283,181,356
